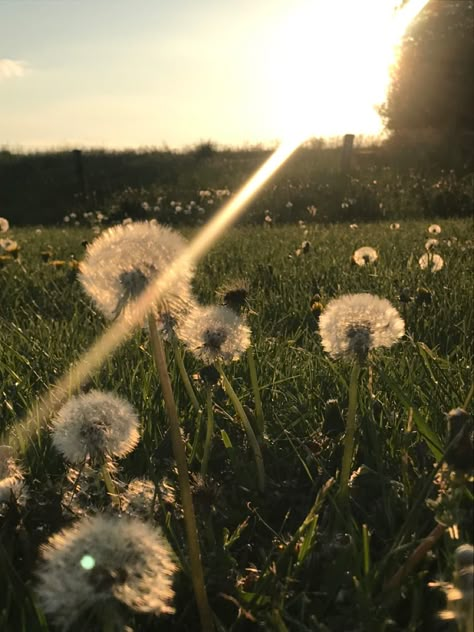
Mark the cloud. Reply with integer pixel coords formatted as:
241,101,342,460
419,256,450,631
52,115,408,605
0,59,28,80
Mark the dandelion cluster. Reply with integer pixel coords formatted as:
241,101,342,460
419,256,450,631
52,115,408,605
51,390,140,464
319,293,405,361
79,221,193,321
177,304,251,364
36,514,177,628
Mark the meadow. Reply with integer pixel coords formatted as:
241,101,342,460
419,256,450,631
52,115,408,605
0,216,473,631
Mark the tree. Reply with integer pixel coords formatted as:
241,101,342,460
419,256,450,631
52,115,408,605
383,0,474,134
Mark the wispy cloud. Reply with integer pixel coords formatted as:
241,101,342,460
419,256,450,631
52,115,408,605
0,59,28,80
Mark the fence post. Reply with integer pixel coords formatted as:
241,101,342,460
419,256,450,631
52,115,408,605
340,134,355,174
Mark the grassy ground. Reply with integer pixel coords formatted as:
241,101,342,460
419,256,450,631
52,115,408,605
1,218,473,631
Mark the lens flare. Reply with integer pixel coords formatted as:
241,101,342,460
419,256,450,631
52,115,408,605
4,139,299,451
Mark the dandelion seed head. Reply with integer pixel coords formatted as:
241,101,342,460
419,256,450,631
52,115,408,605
177,304,251,364
349,224,358,230
0,238,18,253
78,221,193,322
390,223,400,230
319,293,405,360
352,246,378,266
121,479,157,520
0,217,9,233
428,224,442,234
0,446,28,507
425,238,439,250
52,390,140,464
419,252,444,272
36,514,176,628
455,544,474,571
216,279,250,314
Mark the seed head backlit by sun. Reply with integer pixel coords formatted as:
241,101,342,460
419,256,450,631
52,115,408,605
265,0,430,144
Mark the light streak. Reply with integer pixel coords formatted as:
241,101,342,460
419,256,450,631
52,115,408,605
4,139,300,451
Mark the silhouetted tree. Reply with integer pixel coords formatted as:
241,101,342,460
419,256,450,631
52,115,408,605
383,0,474,134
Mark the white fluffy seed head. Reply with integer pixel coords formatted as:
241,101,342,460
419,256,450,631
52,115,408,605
121,479,157,520
0,217,9,233
352,246,378,266
36,514,177,628
419,252,444,272
319,293,405,360
428,224,442,234
177,304,251,364
425,238,439,250
51,391,140,464
78,221,194,322
0,446,28,508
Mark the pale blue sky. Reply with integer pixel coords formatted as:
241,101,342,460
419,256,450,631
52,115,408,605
0,0,303,149
0,1,428,150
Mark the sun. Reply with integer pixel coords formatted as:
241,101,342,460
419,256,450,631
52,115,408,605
263,0,431,144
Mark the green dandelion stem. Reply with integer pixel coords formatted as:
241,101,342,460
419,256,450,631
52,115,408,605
246,345,264,437
66,460,86,508
216,361,265,493
101,462,120,509
339,360,361,502
148,315,214,632
172,338,201,413
201,388,215,476
189,409,203,466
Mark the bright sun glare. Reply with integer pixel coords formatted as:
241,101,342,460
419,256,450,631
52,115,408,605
266,0,430,144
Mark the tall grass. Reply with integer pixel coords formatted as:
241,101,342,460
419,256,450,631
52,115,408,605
0,218,472,630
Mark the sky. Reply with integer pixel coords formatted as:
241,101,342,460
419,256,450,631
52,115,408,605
0,0,429,151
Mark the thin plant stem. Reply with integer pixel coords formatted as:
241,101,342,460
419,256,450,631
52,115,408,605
383,523,446,594
339,360,361,503
189,409,203,466
148,315,214,632
216,361,265,493
101,462,121,509
201,388,215,476
172,338,201,413
65,460,86,509
246,346,264,437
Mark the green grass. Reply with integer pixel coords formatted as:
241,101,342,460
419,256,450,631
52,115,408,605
1,218,473,631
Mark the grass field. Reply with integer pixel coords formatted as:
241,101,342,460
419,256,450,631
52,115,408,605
1,218,473,631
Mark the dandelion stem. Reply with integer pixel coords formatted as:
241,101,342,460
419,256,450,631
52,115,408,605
216,361,265,493
189,409,203,466
201,388,215,476
339,360,361,503
148,315,214,632
101,462,121,509
246,345,264,437
172,338,201,413
65,460,86,508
